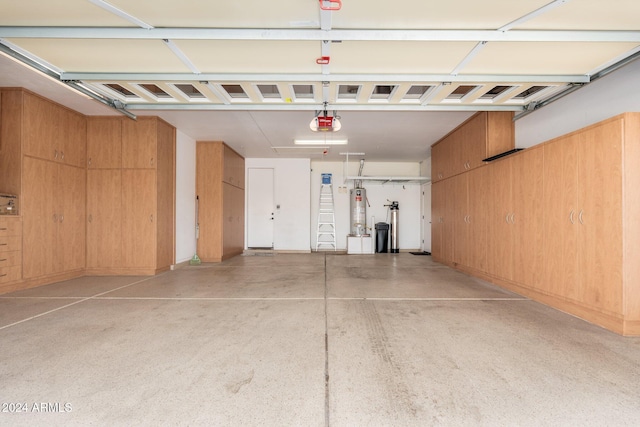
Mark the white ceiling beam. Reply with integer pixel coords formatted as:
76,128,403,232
2,27,640,42
60,72,590,83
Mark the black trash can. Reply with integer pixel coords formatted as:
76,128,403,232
375,222,389,253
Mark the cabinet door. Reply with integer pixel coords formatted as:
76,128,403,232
441,178,455,263
542,134,579,298
122,118,157,169
57,164,85,272
431,142,448,182
87,117,122,169
156,120,175,269
22,93,56,161
223,183,244,256
122,170,157,268
467,166,488,272
87,169,122,268
59,109,86,168
461,113,487,170
452,173,469,266
430,181,444,259
22,157,57,279
511,147,544,288
487,158,513,280
577,119,623,312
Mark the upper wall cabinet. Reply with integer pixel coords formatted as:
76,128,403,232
22,92,86,168
223,144,245,189
122,118,159,169
431,111,514,182
87,117,122,169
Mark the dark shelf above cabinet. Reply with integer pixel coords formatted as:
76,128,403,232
483,148,524,162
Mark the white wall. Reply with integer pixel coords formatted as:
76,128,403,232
516,58,640,148
311,161,423,250
174,130,196,264
245,158,311,251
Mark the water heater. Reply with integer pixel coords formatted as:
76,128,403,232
349,187,367,236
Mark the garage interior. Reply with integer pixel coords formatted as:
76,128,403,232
2,0,640,425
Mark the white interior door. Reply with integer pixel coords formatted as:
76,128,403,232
248,168,275,248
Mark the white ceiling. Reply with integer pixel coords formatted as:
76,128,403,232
1,0,639,161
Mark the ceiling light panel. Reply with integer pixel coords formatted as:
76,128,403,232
332,0,552,30
106,0,318,28
463,41,640,75
330,41,478,74
0,0,133,26
516,0,640,31
173,40,319,74
5,38,190,73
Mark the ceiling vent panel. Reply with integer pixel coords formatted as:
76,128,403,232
292,84,314,100
174,84,205,99
139,84,171,99
104,83,138,98
222,84,249,99
257,84,281,99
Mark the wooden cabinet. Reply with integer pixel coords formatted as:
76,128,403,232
486,147,544,286
434,112,640,335
430,180,445,260
87,169,122,268
0,89,86,288
452,166,488,272
122,169,157,269
86,117,175,275
0,216,22,288
87,117,122,168
122,118,158,169
543,119,623,313
22,92,86,168
511,146,544,289
196,141,245,262
22,157,85,279
431,111,514,182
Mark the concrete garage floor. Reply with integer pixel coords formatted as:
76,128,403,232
1,253,640,426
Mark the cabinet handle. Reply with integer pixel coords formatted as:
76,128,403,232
579,210,584,224
0,273,6,278
0,258,7,262
59,214,64,223
150,158,154,166
505,214,510,223
53,214,58,223
61,151,65,160
88,157,92,167
54,150,58,159
510,213,515,224
88,214,93,223
0,228,6,231
150,214,154,223
569,210,575,224
0,243,7,246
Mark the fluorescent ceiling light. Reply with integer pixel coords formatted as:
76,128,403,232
294,139,348,145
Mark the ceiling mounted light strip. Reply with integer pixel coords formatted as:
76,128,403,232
319,0,342,11
87,0,154,29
